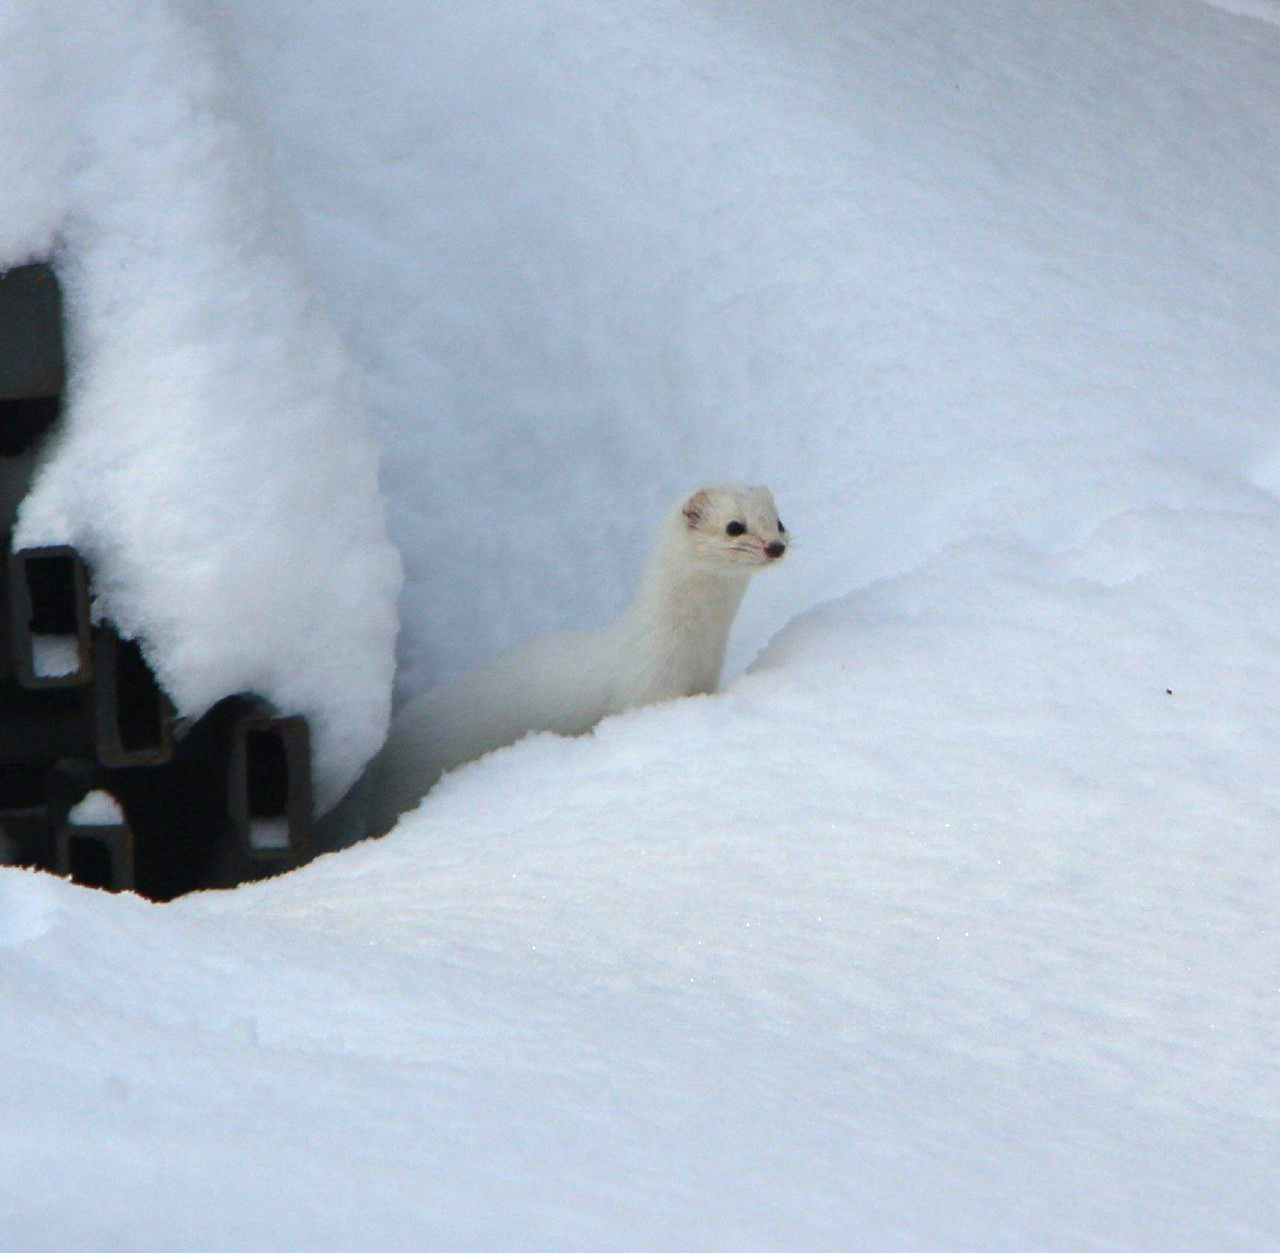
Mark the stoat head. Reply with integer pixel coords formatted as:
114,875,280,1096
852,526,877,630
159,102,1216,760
678,484,789,572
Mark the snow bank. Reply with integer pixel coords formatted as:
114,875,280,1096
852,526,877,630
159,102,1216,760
0,0,401,808
225,0,1280,701
3,506,1278,1247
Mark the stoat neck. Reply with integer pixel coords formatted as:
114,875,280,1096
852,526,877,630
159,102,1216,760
623,518,749,668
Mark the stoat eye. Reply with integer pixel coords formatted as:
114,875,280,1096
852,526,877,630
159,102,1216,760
725,521,746,537
777,520,786,534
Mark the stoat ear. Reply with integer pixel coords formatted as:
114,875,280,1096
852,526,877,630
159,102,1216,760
682,489,712,528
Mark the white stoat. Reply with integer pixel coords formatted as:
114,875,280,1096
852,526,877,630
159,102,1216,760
364,484,789,835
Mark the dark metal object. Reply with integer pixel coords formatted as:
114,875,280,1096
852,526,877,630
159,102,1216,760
0,765,52,869
0,264,65,456
228,711,314,860
56,811,135,893
93,629,175,767
0,684,94,763
46,759,135,892
7,545,93,688
0,264,65,399
0,262,323,899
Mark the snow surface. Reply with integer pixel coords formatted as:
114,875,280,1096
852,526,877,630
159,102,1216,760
246,816,289,853
1202,0,1280,26
30,634,80,680
67,790,125,828
4,0,1280,1246
0,0,401,808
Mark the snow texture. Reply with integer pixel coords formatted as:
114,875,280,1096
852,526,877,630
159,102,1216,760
246,817,289,853
31,634,79,679
3,0,1280,1246
0,0,401,809
67,790,125,827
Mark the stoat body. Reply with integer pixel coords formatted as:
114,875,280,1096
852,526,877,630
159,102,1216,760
365,484,788,834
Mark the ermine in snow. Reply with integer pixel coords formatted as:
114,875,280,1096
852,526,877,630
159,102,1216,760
365,483,788,834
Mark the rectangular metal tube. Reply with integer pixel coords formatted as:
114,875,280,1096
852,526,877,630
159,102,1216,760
228,712,314,859
56,815,135,893
93,630,175,767
0,264,65,401
7,546,92,688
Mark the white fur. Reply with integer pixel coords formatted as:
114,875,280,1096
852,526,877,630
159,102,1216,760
365,484,787,834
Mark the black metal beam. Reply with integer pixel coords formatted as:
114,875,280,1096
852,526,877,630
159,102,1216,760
7,545,93,689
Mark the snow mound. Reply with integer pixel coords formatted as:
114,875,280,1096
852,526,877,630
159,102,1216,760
0,0,401,808
2,507,1277,1247
67,790,125,827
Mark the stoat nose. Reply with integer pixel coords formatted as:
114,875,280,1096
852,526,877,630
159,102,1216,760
765,542,786,560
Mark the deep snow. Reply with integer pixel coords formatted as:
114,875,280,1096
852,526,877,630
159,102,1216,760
3,0,1280,1246
0,0,401,808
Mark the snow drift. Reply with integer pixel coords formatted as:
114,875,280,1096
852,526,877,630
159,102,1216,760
0,0,401,809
